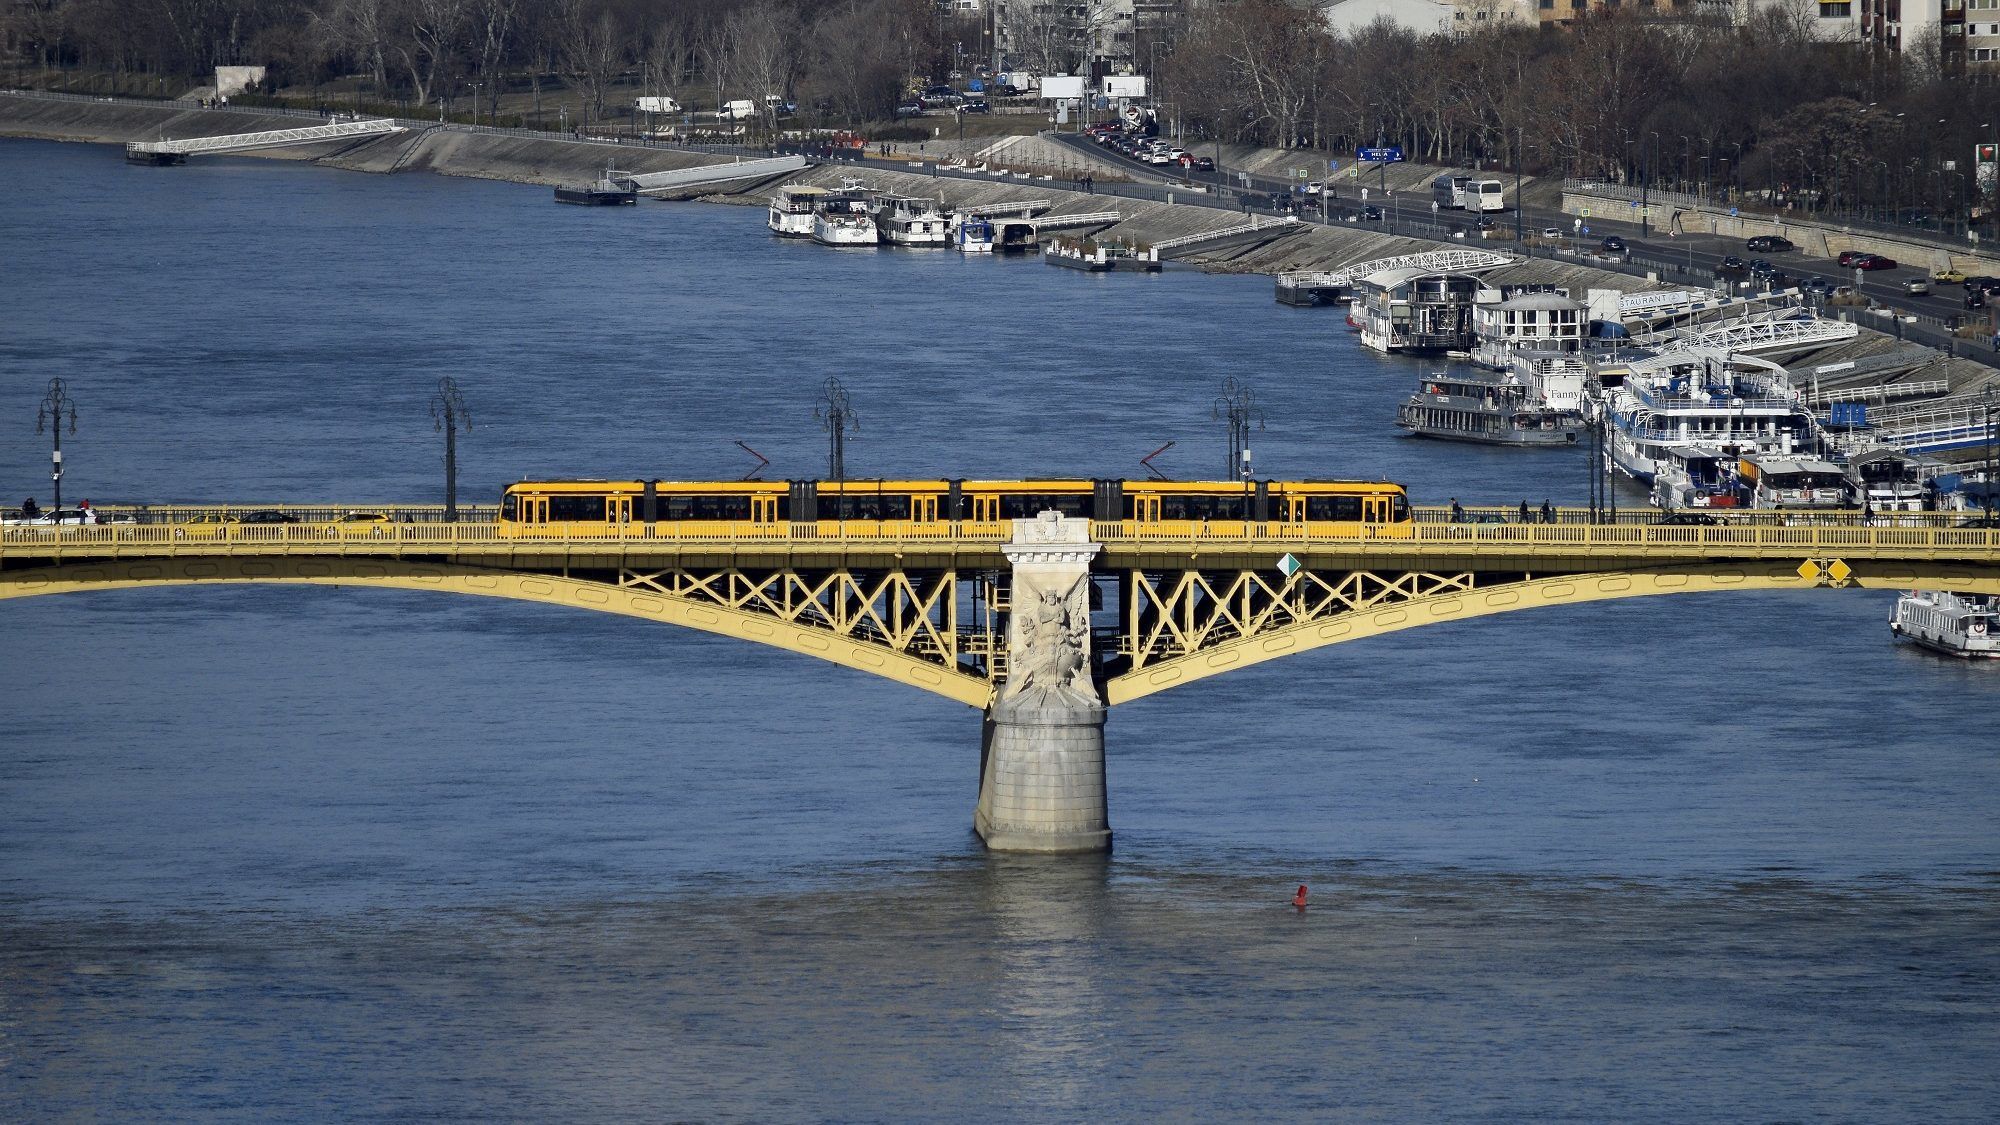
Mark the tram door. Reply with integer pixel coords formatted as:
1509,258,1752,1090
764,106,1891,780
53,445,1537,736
1269,495,1299,530
607,497,631,526
1129,494,1160,526
523,497,547,525
912,496,937,525
751,495,781,525
972,494,1000,523
1362,495,1390,524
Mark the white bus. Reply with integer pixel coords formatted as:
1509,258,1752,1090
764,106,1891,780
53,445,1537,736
1431,174,1507,212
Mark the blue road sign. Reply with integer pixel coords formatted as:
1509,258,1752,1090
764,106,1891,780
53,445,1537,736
1729,207,1739,217
1358,146,1403,164
1328,159,1339,171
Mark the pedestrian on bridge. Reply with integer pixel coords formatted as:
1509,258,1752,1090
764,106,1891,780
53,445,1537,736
1449,498,1464,523
1541,499,1555,524
1519,500,1531,523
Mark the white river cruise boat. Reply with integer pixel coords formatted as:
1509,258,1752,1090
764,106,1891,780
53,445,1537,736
767,185,826,237
873,195,950,246
811,189,879,247
1890,590,2000,658
1595,352,1820,485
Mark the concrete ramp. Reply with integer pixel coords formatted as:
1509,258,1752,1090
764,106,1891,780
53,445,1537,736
616,155,807,194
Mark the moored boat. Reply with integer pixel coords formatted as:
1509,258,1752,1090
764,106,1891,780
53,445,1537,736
1890,590,2000,658
873,195,950,246
768,185,826,237
554,176,638,205
1395,371,1582,446
811,188,879,246
954,215,996,253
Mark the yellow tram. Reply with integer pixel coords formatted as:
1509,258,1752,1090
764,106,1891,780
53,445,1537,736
497,478,1414,537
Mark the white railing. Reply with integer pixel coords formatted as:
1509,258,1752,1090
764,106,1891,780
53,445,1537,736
126,117,402,155
616,155,806,191
1316,247,1516,286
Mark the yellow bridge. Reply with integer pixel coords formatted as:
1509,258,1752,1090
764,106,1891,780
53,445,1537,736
10,504,1996,853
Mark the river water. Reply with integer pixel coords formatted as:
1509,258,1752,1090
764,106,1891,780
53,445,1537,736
2,139,1997,1120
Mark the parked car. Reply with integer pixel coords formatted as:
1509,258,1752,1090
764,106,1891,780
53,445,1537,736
1748,258,1773,276
1853,254,1898,271
1836,250,1864,267
1715,255,1749,278
1540,225,1563,239
1746,235,1795,253
894,101,924,117
958,100,989,114
1359,205,1384,221
1599,235,1627,253
1963,275,2000,292
1804,276,1835,296
1191,156,1215,171
1303,179,1323,194
1902,278,1931,296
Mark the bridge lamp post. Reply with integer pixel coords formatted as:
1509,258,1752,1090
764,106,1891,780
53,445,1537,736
816,377,859,518
1986,386,1997,522
36,378,77,515
430,377,471,523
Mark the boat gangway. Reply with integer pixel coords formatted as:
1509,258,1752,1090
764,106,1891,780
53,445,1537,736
1151,214,1300,256
125,118,404,163
957,199,1051,219
1804,378,1951,409
1840,396,2000,455
992,210,1124,249
1616,288,1805,332
614,155,808,194
1654,315,1859,359
1315,247,1515,287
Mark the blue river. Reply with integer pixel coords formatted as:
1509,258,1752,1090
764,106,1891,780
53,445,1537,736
2,139,1997,1120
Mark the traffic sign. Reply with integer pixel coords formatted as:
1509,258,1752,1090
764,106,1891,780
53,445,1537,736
1729,207,1739,217
1358,146,1403,164
1328,159,1339,171
1580,208,1590,217
1277,553,1301,578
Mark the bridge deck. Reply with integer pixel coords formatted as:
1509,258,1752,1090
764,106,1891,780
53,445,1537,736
6,518,1996,568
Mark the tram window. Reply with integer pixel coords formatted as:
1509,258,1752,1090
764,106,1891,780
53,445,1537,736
665,495,753,520
1160,495,1248,520
549,495,608,521
815,495,912,520
1000,494,1090,519
502,495,519,520
1392,495,1411,521
1305,496,1364,521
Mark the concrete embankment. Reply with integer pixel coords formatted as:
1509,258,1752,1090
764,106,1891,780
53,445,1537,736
0,92,734,186
704,160,1656,296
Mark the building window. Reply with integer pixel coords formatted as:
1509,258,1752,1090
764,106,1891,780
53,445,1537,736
1820,1,1851,14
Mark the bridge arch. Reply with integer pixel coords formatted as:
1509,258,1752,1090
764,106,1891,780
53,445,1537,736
0,558,994,707
1105,562,2000,706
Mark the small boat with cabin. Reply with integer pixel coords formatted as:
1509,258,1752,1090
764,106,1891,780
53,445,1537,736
811,186,880,246
1395,370,1582,446
1045,237,1162,273
768,184,826,237
1742,454,1852,510
873,195,950,246
954,215,996,253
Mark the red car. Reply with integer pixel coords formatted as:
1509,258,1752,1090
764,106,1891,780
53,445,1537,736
1853,254,1898,271
1836,250,1863,267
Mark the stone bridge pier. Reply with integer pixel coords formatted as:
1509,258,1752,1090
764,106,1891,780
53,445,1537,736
974,514,1111,854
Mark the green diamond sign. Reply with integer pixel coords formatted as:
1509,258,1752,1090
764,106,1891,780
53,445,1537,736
1277,553,1301,578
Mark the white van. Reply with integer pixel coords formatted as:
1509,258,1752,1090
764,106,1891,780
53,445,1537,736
635,96,681,114
717,99,757,120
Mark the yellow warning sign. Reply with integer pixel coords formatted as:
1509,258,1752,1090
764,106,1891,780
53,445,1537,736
1796,560,1822,583
1827,559,1852,583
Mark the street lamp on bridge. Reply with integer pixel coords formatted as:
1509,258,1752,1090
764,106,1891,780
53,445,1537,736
430,377,471,523
35,379,77,515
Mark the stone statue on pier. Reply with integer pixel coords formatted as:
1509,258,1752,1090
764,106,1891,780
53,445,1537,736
1004,579,1096,708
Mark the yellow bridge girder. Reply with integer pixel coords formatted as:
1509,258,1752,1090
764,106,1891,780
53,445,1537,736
0,557,996,708
1104,560,2000,706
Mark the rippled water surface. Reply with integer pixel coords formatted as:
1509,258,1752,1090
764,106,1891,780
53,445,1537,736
3,139,1998,1120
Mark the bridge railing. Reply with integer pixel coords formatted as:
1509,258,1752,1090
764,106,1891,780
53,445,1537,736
5,516,1996,554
